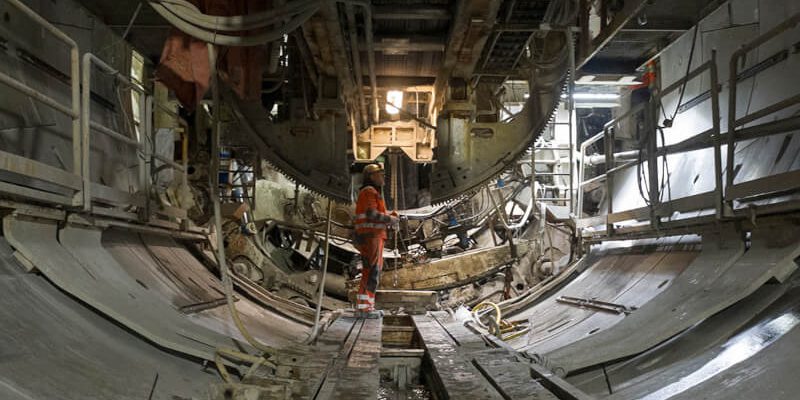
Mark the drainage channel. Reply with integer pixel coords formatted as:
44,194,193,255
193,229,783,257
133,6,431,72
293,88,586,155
379,315,432,400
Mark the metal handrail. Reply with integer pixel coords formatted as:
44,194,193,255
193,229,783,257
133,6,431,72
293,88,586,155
726,12,800,205
81,53,148,210
575,56,718,232
0,0,81,196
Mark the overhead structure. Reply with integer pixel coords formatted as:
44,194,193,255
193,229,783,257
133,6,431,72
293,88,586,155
229,0,572,204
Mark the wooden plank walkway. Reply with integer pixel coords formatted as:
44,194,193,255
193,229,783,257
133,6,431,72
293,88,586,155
414,313,586,400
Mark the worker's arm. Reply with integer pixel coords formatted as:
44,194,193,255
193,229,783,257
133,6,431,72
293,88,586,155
363,190,398,227
365,208,391,223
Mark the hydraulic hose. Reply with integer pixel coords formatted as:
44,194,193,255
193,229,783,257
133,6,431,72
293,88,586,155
208,43,277,357
305,198,334,344
151,3,317,46
153,0,319,31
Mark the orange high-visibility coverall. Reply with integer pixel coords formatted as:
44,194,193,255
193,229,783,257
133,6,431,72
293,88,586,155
353,185,391,312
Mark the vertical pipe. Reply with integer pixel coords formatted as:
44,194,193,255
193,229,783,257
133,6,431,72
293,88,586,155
345,3,368,131
726,47,739,213
80,54,92,211
207,43,275,355
138,92,148,208
566,29,576,216
645,99,659,228
143,96,154,220
604,127,614,235
358,2,379,124
307,198,333,343
709,50,724,219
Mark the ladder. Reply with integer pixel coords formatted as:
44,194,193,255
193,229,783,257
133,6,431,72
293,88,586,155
528,33,577,222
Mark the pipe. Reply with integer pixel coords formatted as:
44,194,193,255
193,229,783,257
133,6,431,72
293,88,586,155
151,0,318,31
208,43,277,356
585,150,639,166
82,53,151,210
345,3,369,131
340,0,379,123
150,4,317,46
305,198,334,344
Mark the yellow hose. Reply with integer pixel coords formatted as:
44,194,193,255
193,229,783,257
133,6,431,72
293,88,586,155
473,301,502,327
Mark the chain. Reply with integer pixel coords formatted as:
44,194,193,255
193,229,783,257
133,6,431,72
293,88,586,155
391,151,399,288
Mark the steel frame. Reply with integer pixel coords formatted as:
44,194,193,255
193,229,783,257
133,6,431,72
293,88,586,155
575,12,800,242
0,0,81,207
0,3,189,228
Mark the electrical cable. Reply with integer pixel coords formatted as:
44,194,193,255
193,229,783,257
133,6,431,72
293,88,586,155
152,0,318,31
207,44,277,359
666,25,699,124
305,198,333,344
150,4,317,47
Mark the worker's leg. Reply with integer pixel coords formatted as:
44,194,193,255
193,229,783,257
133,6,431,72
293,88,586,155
356,237,383,313
356,253,373,312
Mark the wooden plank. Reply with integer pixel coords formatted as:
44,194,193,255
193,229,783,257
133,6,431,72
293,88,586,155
412,315,503,400
315,316,382,400
473,350,559,400
376,289,438,313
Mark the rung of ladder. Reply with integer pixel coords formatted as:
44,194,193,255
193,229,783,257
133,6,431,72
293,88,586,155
534,197,571,201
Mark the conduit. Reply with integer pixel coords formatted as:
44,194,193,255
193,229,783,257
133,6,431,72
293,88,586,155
207,44,277,358
150,2,318,46
305,198,334,344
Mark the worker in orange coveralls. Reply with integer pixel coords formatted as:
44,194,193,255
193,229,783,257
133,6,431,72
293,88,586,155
353,163,398,318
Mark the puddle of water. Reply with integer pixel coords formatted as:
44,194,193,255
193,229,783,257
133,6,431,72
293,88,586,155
377,385,431,400
640,311,800,400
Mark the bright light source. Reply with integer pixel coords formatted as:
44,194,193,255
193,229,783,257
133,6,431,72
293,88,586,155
575,75,642,86
523,93,530,99
386,90,404,114
573,93,620,101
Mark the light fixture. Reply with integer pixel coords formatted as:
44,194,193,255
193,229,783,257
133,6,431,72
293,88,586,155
575,75,642,86
572,93,621,100
386,90,404,115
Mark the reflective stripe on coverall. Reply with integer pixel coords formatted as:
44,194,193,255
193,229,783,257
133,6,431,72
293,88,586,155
354,185,388,312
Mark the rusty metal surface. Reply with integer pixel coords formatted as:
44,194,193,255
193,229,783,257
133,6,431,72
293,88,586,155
381,243,525,290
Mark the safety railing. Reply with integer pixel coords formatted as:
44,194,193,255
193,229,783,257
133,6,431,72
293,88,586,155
0,0,81,206
576,12,800,240
81,53,148,212
0,1,189,226
146,96,189,221
725,12,800,207
575,52,721,237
